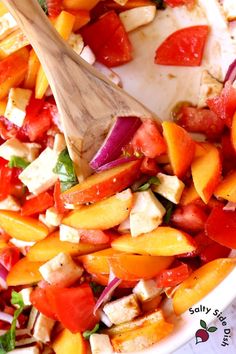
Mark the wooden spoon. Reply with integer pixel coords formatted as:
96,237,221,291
3,0,157,181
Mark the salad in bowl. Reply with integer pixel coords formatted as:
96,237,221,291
0,0,236,353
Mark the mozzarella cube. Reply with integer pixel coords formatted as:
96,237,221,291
0,13,17,40
0,196,20,211
223,0,236,21
19,287,33,306
19,147,59,195
60,224,81,243
33,313,55,343
133,280,162,302
90,334,114,354
103,294,140,325
39,252,83,287
45,207,63,227
80,45,96,65
5,88,32,127
9,346,40,354
130,190,166,237
53,133,66,154
119,6,156,32
152,173,185,204
0,138,41,162
198,70,223,108
38,214,56,233
118,217,130,233
27,307,39,331
69,33,84,55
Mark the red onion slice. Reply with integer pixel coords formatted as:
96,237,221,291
224,59,236,84
90,116,142,170
0,311,19,327
94,277,122,314
96,156,137,172
0,263,8,290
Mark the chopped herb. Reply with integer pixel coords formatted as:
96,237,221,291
53,148,78,192
0,291,25,354
8,156,30,169
152,0,166,9
163,201,174,224
38,0,48,14
137,176,161,191
90,282,104,295
83,324,100,340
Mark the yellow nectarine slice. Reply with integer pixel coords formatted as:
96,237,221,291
7,257,43,286
111,227,196,256
214,171,236,202
80,248,121,274
162,121,195,178
27,231,108,262
62,189,133,230
173,258,236,315
0,211,49,242
63,0,100,10
180,183,200,206
191,144,222,204
62,160,141,205
231,112,236,153
53,329,86,354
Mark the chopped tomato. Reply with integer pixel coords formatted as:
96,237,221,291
200,242,231,264
131,119,166,158
171,203,208,234
175,106,224,139
207,81,236,127
79,230,111,245
155,26,209,66
156,263,190,287
0,246,20,271
54,180,67,214
30,287,57,320
80,11,132,67
140,157,160,176
221,133,236,173
21,192,54,216
47,0,62,18
0,116,19,141
46,284,98,333
165,0,195,7
0,164,12,201
205,206,236,248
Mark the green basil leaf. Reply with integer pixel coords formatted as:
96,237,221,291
83,324,100,340
8,156,30,169
90,282,104,295
137,176,161,192
53,148,78,192
38,0,48,14
137,182,150,191
0,291,25,353
148,176,161,186
163,200,174,224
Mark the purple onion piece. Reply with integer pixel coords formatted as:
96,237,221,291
224,59,236,85
90,116,142,170
94,277,122,314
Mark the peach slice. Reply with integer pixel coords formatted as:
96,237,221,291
111,227,196,256
62,189,133,230
214,171,236,202
0,211,49,242
162,121,195,178
61,160,141,205
53,329,86,354
7,257,43,286
191,144,221,203
180,183,200,206
231,112,236,153
27,231,108,262
63,0,100,10
173,258,236,315
80,248,121,274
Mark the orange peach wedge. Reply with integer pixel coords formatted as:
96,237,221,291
53,329,86,354
62,189,133,230
214,170,236,202
80,248,121,275
7,257,43,286
111,227,196,256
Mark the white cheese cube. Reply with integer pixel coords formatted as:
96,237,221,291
53,133,66,154
9,346,40,354
38,214,56,233
69,33,84,55
45,207,63,227
33,313,55,343
27,307,39,332
152,173,185,204
130,190,166,237
223,0,236,21
0,138,41,162
0,13,17,40
19,147,59,195
39,252,83,287
119,6,156,32
103,294,140,325
118,217,130,233
90,334,114,354
5,88,32,127
80,45,96,65
133,280,162,302
198,70,223,108
19,287,33,306
0,196,20,211
59,224,81,243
